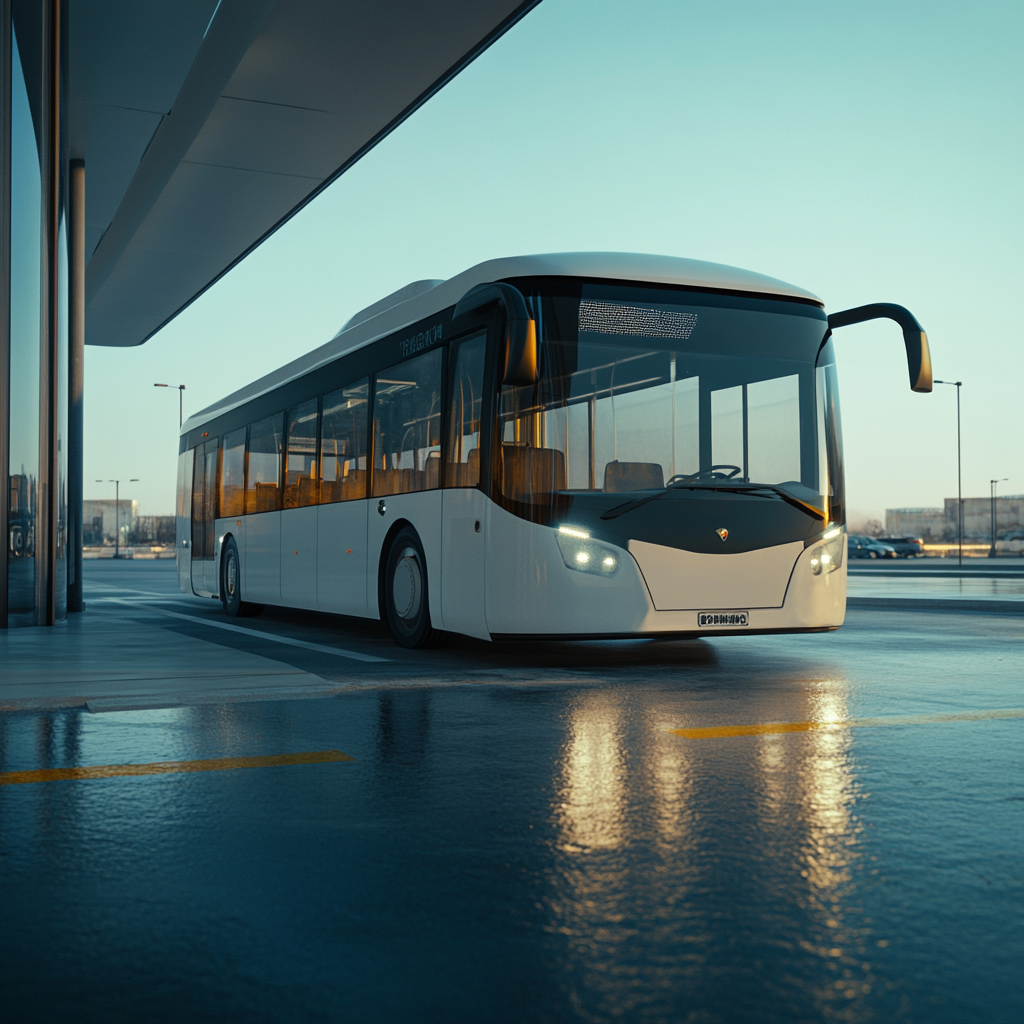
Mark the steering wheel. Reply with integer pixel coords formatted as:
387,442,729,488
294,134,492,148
667,465,743,485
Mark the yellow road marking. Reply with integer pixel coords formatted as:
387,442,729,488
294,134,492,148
670,708,1024,740
0,749,354,786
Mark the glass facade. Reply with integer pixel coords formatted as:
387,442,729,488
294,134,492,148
6,27,41,619
3,4,68,626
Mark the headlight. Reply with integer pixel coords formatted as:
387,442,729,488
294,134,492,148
556,526,619,576
809,526,845,576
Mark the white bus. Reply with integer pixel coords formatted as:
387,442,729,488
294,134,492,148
176,253,931,648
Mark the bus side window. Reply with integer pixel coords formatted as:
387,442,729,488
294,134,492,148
283,399,318,508
445,333,486,487
372,349,443,497
220,428,246,518
320,379,368,504
246,413,284,514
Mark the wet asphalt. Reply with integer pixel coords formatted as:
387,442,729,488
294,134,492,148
0,562,1021,1023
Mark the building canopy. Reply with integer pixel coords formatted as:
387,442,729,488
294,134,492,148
73,0,539,348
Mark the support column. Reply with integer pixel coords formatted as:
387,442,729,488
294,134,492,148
68,158,83,611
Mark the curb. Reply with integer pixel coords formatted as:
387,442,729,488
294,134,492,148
848,597,1024,614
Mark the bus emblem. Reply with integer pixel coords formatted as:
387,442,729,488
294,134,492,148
716,528,728,542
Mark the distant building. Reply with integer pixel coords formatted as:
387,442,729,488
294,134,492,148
131,516,175,546
82,500,138,546
950,495,1024,541
884,507,945,540
887,496,1024,541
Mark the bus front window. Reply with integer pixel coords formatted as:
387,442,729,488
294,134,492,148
497,283,840,525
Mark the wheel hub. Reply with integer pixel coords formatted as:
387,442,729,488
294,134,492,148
392,548,422,620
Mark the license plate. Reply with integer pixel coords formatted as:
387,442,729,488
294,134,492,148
698,611,749,628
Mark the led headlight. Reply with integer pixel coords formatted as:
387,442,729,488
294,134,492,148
556,526,619,576
809,525,845,576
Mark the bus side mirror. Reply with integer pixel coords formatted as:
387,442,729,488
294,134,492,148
453,281,538,387
503,318,537,387
827,303,932,392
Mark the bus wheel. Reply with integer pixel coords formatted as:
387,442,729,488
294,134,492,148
384,527,445,649
221,537,263,618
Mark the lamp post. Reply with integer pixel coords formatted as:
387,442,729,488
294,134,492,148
96,478,139,558
989,478,1008,558
934,380,963,565
154,383,186,427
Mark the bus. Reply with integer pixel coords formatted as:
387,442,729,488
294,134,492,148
176,253,931,648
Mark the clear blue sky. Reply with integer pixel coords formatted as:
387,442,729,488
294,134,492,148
85,0,1023,524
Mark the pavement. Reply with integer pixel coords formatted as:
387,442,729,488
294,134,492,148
1,561,1022,1023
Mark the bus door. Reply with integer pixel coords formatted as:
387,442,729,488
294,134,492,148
440,332,489,639
366,349,444,619
176,447,193,593
317,381,370,617
190,439,219,596
280,400,319,610
244,413,284,604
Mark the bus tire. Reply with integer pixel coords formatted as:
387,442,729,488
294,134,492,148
384,527,445,649
221,537,263,618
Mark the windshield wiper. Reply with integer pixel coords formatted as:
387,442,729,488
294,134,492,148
600,482,826,522
745,485,827,521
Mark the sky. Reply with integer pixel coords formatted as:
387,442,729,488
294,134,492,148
83,0,1024,526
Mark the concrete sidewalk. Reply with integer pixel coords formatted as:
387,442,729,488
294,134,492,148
846,566,1024,613
4,561,1021,717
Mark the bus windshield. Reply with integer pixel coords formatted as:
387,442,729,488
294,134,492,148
497,281,845,524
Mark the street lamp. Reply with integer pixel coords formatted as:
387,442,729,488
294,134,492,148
95,478,139,559
934,380,963,565
990,478,1008,558
154,383,186,427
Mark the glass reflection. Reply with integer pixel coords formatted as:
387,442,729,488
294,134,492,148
7,28,42,620
54,210,69,619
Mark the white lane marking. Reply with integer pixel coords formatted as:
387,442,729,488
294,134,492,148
846,708,1024,728
104,597,389,664
85,582,187,599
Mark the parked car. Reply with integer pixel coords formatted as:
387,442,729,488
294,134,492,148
847,535,898,559
877,537,925,558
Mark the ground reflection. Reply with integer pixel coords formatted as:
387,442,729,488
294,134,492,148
557,693,627,853
548,673,879,1020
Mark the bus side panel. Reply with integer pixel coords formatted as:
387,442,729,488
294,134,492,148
440,488,489,639
366,490,443,625
485,504,652,635
244,511,281,605
176,448,193,594
317,499,369,618
281,505,318,610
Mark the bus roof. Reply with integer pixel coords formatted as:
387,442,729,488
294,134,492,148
182,252,822,433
